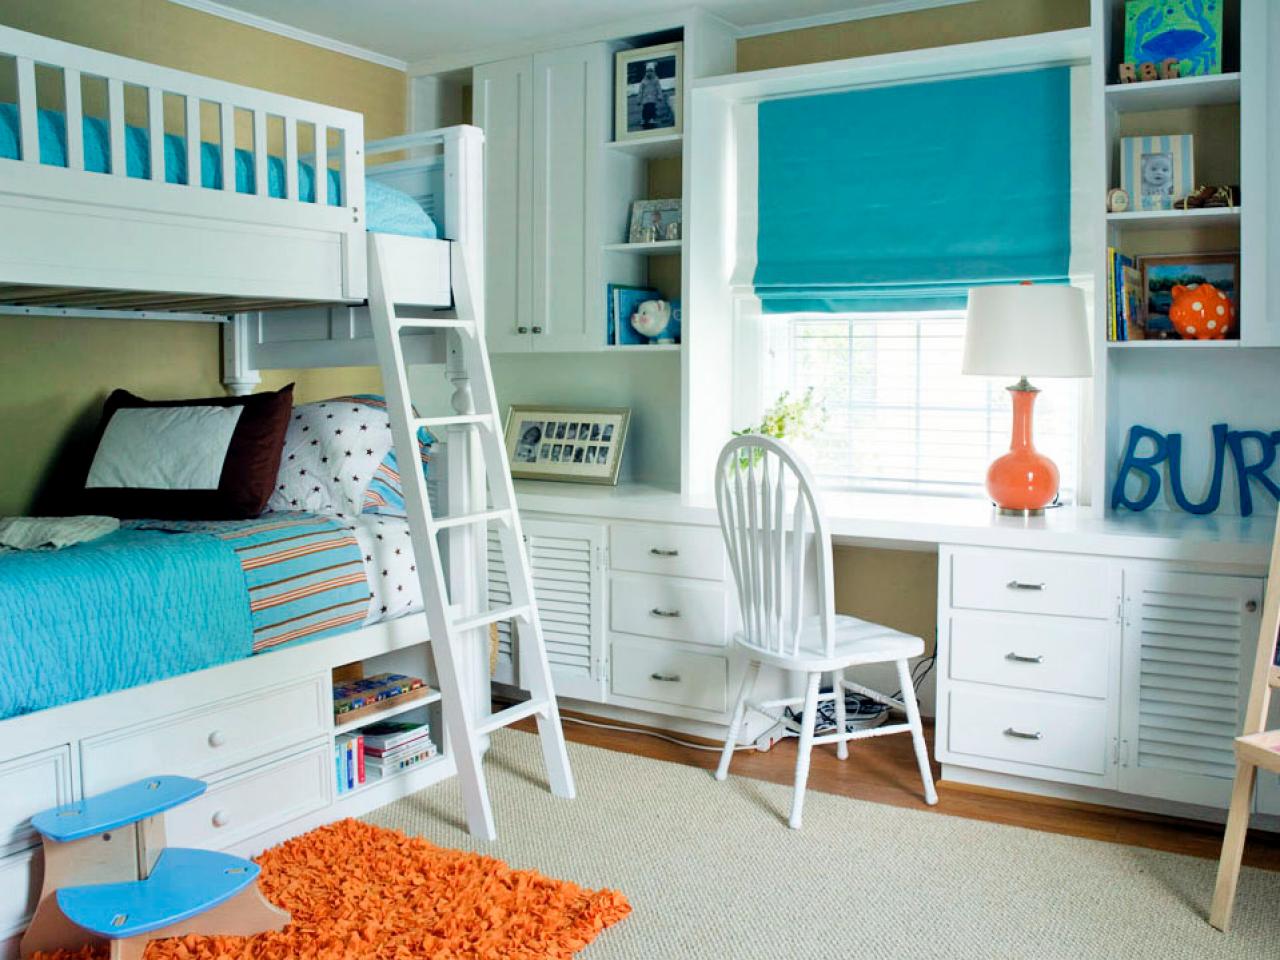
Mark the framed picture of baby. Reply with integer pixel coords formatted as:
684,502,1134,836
1119,134,1194,211
614,42,682,143
503,406,630,485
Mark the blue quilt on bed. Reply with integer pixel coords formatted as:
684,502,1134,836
0,513,368,719
0,103,437,239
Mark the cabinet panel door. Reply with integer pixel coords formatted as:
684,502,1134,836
487,518,606,702
530,45,604,352
473,57,533,354
1119,569,1263,808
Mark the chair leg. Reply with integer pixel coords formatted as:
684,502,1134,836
789,671,822,829
896,658,937,806
1210,760,1257,931
716,660,760,782
833,669,849,760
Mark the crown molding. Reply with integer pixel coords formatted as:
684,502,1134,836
736,0,977,38
166,0,408,71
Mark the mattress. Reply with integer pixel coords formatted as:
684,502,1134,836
0,511,424,720
0,103,437,240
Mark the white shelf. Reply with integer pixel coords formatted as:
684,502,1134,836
606,133,683,159
1104,72,1241,111
332,690,441,737
1106,207,1241,232
603,343,681,352
603,240,683,256
1107,338,1241,349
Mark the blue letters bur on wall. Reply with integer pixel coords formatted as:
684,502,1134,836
1112,424,1280,516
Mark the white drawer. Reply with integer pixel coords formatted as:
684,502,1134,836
610,574,730,647
947,687,1110,776
0,850,40,940
947,612,1111,699
166,739,332,852
81,675,329,793
610,523,725,581
949,548,1113,619
0,745,73,859
611,639,728,713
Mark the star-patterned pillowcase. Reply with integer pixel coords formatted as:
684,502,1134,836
268,395,395,517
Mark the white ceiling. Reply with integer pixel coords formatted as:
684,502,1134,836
172,0,970,68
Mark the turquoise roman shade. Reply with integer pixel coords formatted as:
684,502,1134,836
754,67,1072,313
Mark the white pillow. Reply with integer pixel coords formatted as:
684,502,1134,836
268,396,395,516
87,406,243,490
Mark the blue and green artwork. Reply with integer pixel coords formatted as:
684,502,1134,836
1124,0,1224,77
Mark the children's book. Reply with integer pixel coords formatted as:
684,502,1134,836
606,284,656,345
362,719,432,752
614,285,661,345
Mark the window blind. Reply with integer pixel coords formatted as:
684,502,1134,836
754,67,1072,314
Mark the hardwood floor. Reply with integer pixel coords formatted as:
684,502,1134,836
513,708,1280,871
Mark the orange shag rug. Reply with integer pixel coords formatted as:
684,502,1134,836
37,818,630,959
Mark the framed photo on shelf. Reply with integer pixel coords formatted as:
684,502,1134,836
503,406,630,485
627,199,682,244
1119,134,1194,211
614,42,682,142
1137,252,1239,337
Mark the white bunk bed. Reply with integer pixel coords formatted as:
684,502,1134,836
0,25,494,953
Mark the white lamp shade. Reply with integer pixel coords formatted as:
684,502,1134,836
962,284,1092,379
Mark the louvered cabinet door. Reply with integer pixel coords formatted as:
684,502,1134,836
487,518,607,702
1118,568,1264,808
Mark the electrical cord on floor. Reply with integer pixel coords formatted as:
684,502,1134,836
560,713,783,753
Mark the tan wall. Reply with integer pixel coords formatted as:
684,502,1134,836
0,0,405,514
737,0,1090,651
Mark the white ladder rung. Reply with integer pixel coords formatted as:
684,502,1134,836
396,316,475,331
415,414,495,430
475,699,551,736
453,604,530,633
433,508,511,531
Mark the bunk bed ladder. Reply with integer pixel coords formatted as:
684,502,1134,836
1210,513,1280,931
367,233,575,842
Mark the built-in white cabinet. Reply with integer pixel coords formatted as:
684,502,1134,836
473,44,610,354
1240,0,1277,346
938,546,1267,819
1118,568,1261,809
489,518,608,701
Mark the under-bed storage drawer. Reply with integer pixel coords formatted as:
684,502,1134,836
0,745,73,859
166,739,332,852
611,639,727,714
949,548,1112,619
609,523,726,581
947,687,1110,777
0,850,40,940
80,675,329,793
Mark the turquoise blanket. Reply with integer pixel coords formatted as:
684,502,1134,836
0,103,437,239
0,528,252,719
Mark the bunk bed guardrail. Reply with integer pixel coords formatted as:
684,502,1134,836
0,23,367,310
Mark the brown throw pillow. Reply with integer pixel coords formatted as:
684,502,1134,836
82,384,294,520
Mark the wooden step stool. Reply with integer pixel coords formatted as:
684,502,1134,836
20,776,289,960
1210,515,1280,931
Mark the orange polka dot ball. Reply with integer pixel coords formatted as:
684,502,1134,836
1168,282,1234,340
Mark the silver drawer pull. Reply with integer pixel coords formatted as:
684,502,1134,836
650,672,681,682
1007,580,1046,591
1005,652,1045,664
649,548,679,557
650,608,681,618
1003,727,1043,741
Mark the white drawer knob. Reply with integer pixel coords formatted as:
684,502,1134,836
207,730,226,748
211,809,230,828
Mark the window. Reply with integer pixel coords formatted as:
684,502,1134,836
762,312,1081,499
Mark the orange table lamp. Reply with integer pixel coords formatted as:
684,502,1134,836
962,284,1092,516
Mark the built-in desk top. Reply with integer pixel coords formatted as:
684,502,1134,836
513,481,1274,567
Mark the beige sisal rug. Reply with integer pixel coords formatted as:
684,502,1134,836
366,730,1280,959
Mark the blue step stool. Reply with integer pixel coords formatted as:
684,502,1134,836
20,777,290,960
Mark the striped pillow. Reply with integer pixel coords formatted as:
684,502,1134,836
362,423,435,516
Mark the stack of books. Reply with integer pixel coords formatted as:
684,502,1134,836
334,733,366,794
1106,246,1144,341
362,719,438,777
